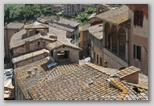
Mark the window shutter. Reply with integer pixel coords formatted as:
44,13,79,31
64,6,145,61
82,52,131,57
140,11,143,27
137,46,141,61
133,45,136,58
134,11,137,26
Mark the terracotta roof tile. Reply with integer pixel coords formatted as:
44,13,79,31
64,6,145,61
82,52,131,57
12,49,50,63
15,58,148,100
46,40,81,51
95,5,129,25
88,24,103,40
24,21,49,29
10,33,56,49
113,66,140,78
5,22,24,29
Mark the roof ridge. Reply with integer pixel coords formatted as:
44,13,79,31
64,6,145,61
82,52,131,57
85,63,110,76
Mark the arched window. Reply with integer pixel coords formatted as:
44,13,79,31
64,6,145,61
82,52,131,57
111,25,117,53
104,23,110,50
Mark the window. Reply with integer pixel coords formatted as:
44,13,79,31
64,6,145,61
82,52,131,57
134,10,143,27
43,42,46,46
97,54,99,64
94,52,95,61
134,45,141,61
38,42,40,45
100,57,102,66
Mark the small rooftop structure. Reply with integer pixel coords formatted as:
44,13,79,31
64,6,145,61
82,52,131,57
24,21,49,29
46,40,81,51
10,32,56,49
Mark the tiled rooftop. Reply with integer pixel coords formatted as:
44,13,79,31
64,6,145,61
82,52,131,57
12,49,50,63
95,5,129,25
28,64,121,100
58,18,79,27
15,58,79,99
49,26,68,43
49,17,79,32
46,40,81,51
88,24,103,40
24,21,49,29
10,29,26,48
15,58,148,100
49,22,75,32
5,22,24,29
113,66,140,79
10,33,56,49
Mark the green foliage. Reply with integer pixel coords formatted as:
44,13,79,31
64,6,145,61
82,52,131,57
4,4,52,25
107,4,123,7
74,8,96,26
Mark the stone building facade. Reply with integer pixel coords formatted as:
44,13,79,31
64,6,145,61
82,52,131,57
128,4,148,75
46,40,81,63
79,24,91,59
90,5,148,75
89,24,103,66
4,22,24,63
48,17,80,46
12,49,50,68
62,4,82,16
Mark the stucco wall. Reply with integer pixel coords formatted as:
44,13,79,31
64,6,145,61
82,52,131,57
13,39,52,57
14,53,48,68
55,46,79,63
13,46,26,57
128,7,148,75
4,29,19,58
103,48,128,70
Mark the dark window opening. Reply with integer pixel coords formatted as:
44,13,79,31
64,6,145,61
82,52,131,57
94,52,95,61
134,10,143,27
133,87,141,93
38,42,40,45
43,42,46,45
134,45,141,61
97,54,99,64
100,57,102,66
57,51,69,59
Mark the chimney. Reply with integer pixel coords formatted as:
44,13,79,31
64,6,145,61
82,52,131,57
115,66,141,84
34,67,38,75
27,71,32,78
